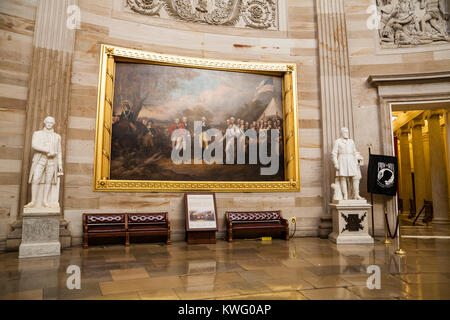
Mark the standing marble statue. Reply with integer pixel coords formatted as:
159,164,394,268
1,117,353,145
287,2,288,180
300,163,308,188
331,128,364,201
24,116,63,209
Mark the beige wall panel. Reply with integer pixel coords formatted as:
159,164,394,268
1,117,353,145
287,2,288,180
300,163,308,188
0,0,37,245
0,133,25,147
0,172,21,185
0,31,33,65
0,0,37,21
66,139,95,164
0,146,23,160
433,50,450,60
298,128,321,148
0,69,29,88
0,159,21,173
78,0,112,16
64,174,93,187
344,0,450,233
0,0,324,243
0,12,34,37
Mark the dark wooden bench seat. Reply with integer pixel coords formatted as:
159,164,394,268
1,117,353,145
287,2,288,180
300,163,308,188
225,210,289,242
127,213,171,244
83,212,170,248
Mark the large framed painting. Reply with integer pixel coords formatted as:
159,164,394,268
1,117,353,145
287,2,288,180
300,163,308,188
94,44,300,192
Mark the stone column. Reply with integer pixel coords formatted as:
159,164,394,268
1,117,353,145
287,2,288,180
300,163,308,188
7,0,77,252
446,111,450,214
411,118,427,213
428,111,450,224
422,129,433,202
398,128,413,213
316,0,354,238
18,0,78,215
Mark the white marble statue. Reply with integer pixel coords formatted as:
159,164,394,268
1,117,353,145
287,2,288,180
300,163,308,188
331,127,364,201
24,116,63,209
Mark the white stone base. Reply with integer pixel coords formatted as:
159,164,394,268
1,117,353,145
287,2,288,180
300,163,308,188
328,201,374,245
19,207,61,259
19,241,61,258
329,232,374,244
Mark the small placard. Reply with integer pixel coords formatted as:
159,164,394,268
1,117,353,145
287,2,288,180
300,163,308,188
184,193,218,232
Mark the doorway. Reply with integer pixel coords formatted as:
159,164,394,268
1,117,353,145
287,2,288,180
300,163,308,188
391,102,450,237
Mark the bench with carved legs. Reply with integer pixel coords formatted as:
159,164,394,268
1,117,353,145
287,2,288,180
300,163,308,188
225,210,289,242
83,212,170,248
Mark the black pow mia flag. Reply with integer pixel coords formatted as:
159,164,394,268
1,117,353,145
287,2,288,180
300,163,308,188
367,154,398,196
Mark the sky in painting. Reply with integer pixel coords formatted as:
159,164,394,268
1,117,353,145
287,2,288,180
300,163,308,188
133,64,282,124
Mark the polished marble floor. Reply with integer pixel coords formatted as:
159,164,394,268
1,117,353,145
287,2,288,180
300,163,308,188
0,233,449,300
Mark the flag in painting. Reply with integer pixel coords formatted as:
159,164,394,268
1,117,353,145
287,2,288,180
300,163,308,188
252,78,274,102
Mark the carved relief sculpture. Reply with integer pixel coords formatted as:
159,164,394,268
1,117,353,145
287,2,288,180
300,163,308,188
24,116,63,209
377,0,449,47
126,0,278,30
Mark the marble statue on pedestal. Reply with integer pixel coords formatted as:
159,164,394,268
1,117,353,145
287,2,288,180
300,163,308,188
328,128,373,244
19,116,62,258
331,127,364,201
24,116,63,209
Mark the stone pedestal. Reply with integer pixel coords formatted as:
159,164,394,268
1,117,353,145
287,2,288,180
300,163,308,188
329,200,374,244
19,208,61,258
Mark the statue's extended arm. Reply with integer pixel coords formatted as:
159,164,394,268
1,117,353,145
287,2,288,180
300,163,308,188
31,132,49,154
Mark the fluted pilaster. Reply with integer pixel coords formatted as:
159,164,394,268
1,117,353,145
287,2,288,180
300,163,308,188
316,0,354,235
19,0,78,216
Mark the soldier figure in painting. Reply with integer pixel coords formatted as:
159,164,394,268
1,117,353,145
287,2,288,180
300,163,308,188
119,101,136,133
331,127,364,201
200,116,210,149
24,116,63,209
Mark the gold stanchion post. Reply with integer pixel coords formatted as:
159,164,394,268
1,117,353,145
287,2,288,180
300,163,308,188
383,205,392,245
393,196,406,255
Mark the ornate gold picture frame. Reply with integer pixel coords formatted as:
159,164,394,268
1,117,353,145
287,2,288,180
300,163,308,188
94,44,300,192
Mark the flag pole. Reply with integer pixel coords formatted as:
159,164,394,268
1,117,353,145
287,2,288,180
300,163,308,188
368,146,375,238
392,139,406,255
394,193,406,255
383,204,392,245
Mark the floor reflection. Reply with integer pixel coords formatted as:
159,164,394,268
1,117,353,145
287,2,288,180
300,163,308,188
0,234,449,300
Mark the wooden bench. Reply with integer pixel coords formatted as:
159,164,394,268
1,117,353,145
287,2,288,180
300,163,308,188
225,210,289,242
83,212,170,248
127,212,171,245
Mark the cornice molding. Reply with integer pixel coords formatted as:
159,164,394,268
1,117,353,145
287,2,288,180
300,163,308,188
368,71,450,87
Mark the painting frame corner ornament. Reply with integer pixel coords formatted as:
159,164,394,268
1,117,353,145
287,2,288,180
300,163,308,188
93,44,300,193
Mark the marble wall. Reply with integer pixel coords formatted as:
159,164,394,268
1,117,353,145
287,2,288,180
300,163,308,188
1,0,449,249
344,0,450,232
0,0,37,250
64,0,322,245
